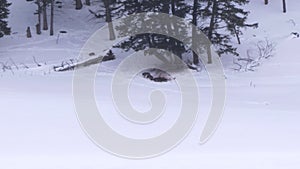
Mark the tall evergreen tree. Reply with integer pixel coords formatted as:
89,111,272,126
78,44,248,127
115,0,190,60
87,0,257,65
0,0,11,38
200,0,257,58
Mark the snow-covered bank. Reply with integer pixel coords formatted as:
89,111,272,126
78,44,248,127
1,68,300,168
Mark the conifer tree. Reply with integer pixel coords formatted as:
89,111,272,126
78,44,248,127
201,0,258,58
0,0,11,38
115,0,190,60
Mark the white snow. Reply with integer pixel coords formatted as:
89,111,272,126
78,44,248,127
0,0,300,168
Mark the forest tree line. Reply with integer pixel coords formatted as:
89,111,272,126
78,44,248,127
0,0,289,64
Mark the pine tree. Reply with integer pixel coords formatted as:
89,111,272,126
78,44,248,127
89,0,192,62
201,0,258,58
0,0,11,38
115,0,190,60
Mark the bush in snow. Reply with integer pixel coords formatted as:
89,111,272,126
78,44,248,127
234,38,276,72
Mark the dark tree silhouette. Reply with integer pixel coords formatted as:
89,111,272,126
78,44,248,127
0,0,11,37
282,0,287,13
75,0,83,10
50,0,54,35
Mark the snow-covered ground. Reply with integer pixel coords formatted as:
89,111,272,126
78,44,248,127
0,0,300,169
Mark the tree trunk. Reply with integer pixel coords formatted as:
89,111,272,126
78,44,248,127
36,24,41,34
208,0,217,40
264,0,268,5
85,0,91,6
104,0,116,40
75,0,83,10
234,26,241,44
42,0,48,30
207,0,217,64
282,0,287,13
36,0,41,34
171,0,176,15
207,45,212,64
50,0,54,36
192,0,199,65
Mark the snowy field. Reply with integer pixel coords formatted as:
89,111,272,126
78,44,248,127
0,0,300,169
